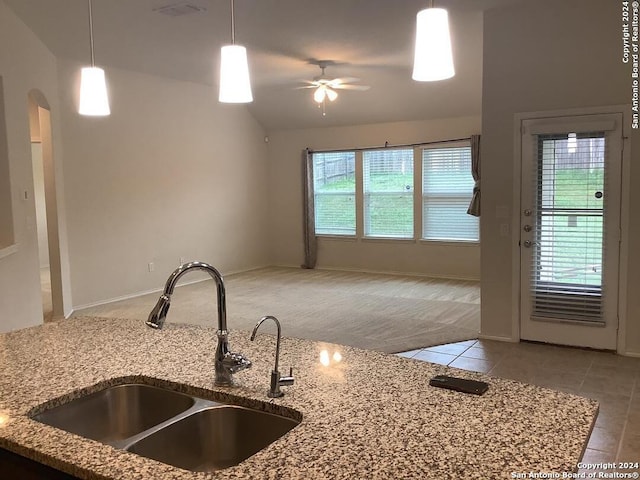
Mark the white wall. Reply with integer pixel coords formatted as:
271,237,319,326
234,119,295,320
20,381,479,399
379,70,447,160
0,1,64,331
57,60,271,308
481,0,640,353
267,116,481,279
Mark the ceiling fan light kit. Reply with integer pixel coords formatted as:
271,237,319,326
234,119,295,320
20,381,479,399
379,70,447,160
299,62,370,116
412,6,455,81
218,0,253,103
313,85,338,104
78,0,110,116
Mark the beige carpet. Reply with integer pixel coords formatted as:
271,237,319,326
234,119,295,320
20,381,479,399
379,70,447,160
74,267,480,354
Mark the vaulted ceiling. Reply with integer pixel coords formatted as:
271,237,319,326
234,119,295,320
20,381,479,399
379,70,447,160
5,0,522,131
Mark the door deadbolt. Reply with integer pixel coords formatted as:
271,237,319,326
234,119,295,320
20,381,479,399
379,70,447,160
523,225,532,232
523,209,532,216
523,240,535,248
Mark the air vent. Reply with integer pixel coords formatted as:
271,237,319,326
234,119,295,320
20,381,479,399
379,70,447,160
153,3,207,17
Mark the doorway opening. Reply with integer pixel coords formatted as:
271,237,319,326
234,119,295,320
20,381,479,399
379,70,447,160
28,90,63,322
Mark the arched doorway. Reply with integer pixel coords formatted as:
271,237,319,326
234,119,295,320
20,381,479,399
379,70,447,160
28,90,63,321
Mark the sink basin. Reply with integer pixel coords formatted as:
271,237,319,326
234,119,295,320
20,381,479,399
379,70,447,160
31,381,301,472
32,384,195,445
127,405,299,471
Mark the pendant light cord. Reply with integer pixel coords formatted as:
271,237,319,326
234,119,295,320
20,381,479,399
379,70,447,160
230,0,236,45
88,0,96,67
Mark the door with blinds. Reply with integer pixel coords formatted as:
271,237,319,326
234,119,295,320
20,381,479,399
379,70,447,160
520,114,623,350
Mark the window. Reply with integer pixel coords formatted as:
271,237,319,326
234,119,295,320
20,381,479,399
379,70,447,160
422,145,478,241
313,152,356,235
363,149,413,238
310,141,478,242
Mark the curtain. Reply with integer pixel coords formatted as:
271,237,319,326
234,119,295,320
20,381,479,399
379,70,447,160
467,134,481,217
302,148,317,269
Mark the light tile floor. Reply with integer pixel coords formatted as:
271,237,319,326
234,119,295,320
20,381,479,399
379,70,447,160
397,339,640,474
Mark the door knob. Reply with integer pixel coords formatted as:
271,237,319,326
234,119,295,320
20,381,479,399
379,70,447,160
523,240,535,248
523,225,532,232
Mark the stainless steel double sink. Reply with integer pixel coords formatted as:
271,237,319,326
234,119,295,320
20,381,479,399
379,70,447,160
31,383,300,472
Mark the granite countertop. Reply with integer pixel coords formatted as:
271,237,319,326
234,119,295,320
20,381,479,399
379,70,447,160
0,317,598,479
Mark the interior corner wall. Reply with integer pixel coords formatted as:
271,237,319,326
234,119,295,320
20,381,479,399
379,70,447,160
0,1,62,331
480,0,640,353
57,59,270,309
266,116,481,280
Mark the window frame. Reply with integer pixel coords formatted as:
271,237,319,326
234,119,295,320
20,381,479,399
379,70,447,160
312,151,357,237
421,141,479,243
311,141,479,244
362,147,415,239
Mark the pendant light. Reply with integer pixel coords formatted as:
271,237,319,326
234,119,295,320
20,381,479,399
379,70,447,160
412,1,455,82
218,0,253,103
78,0,110,116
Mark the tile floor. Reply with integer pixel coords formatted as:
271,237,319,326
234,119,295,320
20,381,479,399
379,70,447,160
397,339,640,473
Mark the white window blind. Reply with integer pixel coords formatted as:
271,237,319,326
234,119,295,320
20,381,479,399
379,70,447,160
363,149,414,238
312,152,356,235
422,145,478,241
530,132,606,323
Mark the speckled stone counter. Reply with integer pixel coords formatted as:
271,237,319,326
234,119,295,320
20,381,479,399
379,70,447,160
0,317,597,479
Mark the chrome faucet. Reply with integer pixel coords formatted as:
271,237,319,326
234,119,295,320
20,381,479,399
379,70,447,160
250,315,294,398
146,261,251,386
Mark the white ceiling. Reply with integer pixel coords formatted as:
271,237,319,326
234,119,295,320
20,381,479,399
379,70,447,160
5,0,521,131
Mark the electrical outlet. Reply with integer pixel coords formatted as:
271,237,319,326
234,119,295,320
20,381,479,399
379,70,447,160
148,262,154,272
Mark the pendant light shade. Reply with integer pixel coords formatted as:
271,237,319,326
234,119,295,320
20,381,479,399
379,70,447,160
219,45,253,103
412,7,455,82
79,66,110,116
218,0,253,103
78,0,110,116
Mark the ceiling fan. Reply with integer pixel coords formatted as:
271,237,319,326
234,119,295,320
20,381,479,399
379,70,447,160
297,61,370,105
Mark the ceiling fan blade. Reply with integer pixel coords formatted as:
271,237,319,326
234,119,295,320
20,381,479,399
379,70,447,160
294,85,319,90
329,77,361,85
333,84,371,91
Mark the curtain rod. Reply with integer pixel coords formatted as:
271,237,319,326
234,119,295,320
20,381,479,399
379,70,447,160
306,136,471,154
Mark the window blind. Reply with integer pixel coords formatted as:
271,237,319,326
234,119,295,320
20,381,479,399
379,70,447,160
312,152,356,235
530,132,606,323
422,146,478,241
363,149,414,238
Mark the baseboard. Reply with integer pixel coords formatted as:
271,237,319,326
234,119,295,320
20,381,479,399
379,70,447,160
272,263,480,282
477,334,519,343
73,264,271,313
620,350,640,358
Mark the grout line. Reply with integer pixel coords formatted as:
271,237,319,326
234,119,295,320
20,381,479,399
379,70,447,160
614,374,638,462
446,342,479,367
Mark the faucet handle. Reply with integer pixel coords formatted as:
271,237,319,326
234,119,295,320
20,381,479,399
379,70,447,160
223,352,252,373
279,367,294,387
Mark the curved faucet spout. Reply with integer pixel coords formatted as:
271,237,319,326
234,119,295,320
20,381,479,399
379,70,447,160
251,315,294,398
251,315,282,373
146,261,250,386
147,261,227,332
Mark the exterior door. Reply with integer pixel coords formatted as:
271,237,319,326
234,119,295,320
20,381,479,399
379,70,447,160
519,113,623,350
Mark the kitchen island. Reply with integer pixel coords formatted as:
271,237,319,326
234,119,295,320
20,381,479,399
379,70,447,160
0,317,597,479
